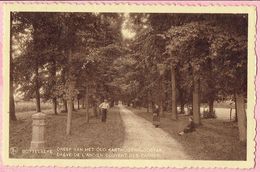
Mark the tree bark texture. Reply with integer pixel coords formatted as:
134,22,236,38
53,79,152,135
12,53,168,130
179,90,185,114
66,96,73,135
72,101,75,111
208,98,214,117
10,52,17,121
51,59,57,114
234,93,238,122
171,65,178,120
66,49,74,135
10,16,17,121
62,67,68,112
236,93,247,143
207,59,215,117
147,89,152,112
35,60,41,112
63,99,68,112
85,83,90,123
82,99,85,109
78,98,80,110
193,77,201,125
52,98,57,115
159,75,164,117
93,102,98,117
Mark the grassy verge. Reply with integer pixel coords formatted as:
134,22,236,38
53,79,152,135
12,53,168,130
15,101,52,113
130,107,246,160
9,107,125,159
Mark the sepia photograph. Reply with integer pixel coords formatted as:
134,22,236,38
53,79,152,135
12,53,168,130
2,3,256,168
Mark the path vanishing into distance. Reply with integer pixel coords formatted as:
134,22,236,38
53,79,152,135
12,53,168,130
106,105,191,160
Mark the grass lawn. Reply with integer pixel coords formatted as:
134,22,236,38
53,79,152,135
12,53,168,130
9,107,125,159
15,101,53,113
130,107,246,160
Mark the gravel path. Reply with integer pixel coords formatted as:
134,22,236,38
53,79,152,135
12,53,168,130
114,106,190,160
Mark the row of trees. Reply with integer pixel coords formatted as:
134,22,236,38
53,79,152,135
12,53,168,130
10,12,248,142
115,14,247,142
10,12,125,135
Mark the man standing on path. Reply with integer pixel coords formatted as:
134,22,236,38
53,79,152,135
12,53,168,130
99,99,110,122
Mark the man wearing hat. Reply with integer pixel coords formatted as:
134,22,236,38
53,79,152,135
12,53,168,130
99,99,110,122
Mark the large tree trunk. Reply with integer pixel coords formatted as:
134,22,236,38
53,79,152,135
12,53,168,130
92,94,98,117
72,101,75,111
193,77,201,125
10,16,17,121
208,98,214,117
35,61,41,112
52,98,57,115
179,89,185,114
63,99,68,112
10,48,16,121
147,89,152,112
234,93,238,122
92,86,98,117
66,96,73,135
82,99,85,109
61,66,67,112
66,81,74,135
32,24,41,113
207,59,215,117
159,75,164,117
93,101,98,117
180,103,185,114
236,93,247,143
66,49,74,135
171,65,178,120
10,15,17,121
51,59,57,115
85,83,89,123
10,85,16,121
77,97,80,110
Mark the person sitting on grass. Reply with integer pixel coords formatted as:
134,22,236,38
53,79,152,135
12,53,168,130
178,117,195,136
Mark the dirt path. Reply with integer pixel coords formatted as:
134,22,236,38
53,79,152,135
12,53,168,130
108,106,190,159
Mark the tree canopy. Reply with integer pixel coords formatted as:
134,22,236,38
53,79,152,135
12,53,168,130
11,12,248,142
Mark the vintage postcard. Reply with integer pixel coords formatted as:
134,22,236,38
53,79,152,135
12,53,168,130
1,2,257,168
